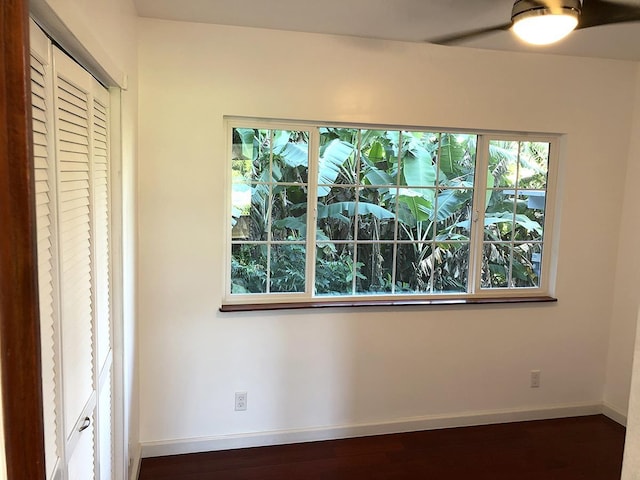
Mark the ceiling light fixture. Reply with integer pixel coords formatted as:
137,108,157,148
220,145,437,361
511,0,582,45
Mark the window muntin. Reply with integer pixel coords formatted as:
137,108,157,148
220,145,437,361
227,121,556,303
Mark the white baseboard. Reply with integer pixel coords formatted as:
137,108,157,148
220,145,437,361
140,402,602,459
602,402,628,426
129,443,142,480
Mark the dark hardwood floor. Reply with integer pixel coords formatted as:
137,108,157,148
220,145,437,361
138,415,625,480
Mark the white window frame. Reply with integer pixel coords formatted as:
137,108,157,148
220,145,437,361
223,118,559,307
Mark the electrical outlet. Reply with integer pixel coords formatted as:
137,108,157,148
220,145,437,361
530,370,541,388
235,391,247,411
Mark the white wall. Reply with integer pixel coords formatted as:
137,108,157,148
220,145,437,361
622,311,640,479
30,0,139,477
620,64,640,480
605,64,640,421
137,19,638,448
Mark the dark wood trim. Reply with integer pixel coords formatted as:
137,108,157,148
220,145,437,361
220,295,558,312
0,1,47,479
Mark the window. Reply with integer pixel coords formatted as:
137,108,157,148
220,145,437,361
226,120,557,307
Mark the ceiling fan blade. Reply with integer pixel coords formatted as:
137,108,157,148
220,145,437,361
428,23,512,45
578,0,640,29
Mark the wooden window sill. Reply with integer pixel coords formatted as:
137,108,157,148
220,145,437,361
220,296,557,312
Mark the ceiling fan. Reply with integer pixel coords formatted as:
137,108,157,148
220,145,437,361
430,0,640,46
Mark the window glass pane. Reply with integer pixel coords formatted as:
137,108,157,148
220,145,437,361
319,127,359,146
513,193,545,242
398,187,436,217
437,133,477,187
317,187,356,241
270,244,306,293
315,243,354,295
397,201,435,242
398,219,435,242
360,130,399,185
396,187,436,242
231,159,255,184
231,183,251,239
231,244,267,294
484,190,515,242
518,142,549,190
396,243,432,293
481,242,542,289
318,128,358,190
271,130,309,182
401,131,438,188
513,243,542,288
271,185,308,241
231,215,265,242
232,128,270,183
231,183,269,241
433,242,470,293
488,140,518,188
434,188,473,239
355,243,394,294
357,188,396,241
481,243,511,288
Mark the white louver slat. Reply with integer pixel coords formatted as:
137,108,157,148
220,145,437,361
93,91,111,372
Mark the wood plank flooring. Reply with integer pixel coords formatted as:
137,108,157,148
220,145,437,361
138,415,625,480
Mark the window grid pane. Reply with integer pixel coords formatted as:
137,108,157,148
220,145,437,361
481,140,550,290
230,128,310,295
229,123,552,300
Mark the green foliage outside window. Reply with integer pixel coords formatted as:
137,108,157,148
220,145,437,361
230,125,549,297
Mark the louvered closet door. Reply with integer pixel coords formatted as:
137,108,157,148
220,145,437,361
30,21,61,480
53,46,97,480
53,47,115,480
53,46,94,439
31,24,115,479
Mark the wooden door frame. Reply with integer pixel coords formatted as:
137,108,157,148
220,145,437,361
0,0,47,479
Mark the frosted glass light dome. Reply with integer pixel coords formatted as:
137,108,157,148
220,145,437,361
511,0,581,46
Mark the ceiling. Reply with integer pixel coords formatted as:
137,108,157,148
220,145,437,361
133,0,640,61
